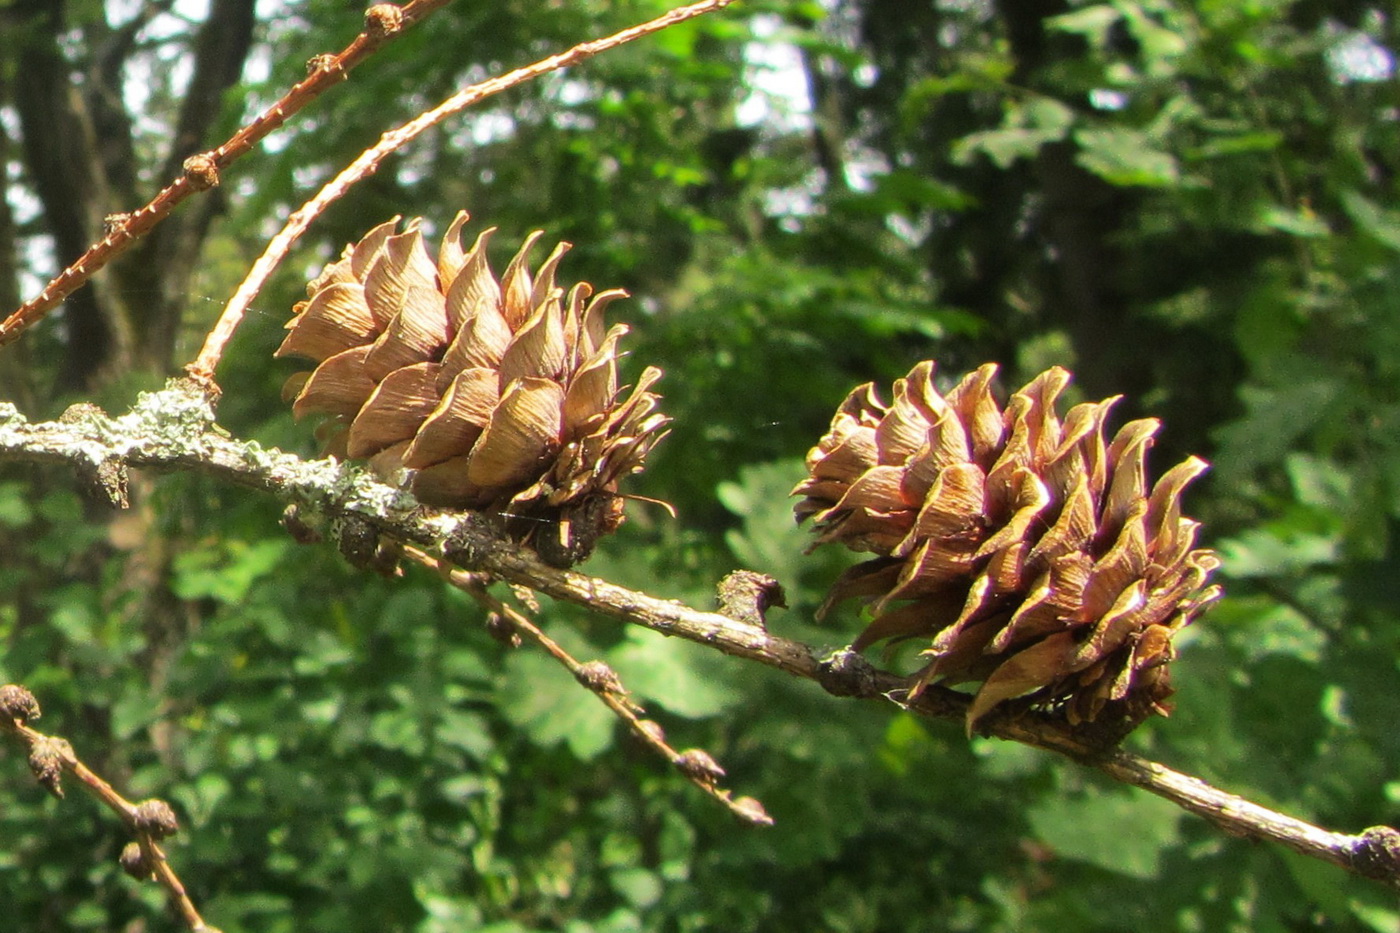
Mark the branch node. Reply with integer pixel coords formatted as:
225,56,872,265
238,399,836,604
1351,825,1400,884
102,212,132,237
334,516,402,576
364,4,404,39
0,684,41,725
181,152,220,190
817,647,879,698
306,53,340,76
443,516,495,569
716,570,786,630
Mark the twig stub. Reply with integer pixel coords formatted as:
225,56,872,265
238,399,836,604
1351,826,1400,886
716,570,787,629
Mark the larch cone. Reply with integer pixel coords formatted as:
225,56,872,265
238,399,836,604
278,213,669,566
794,362,1220,732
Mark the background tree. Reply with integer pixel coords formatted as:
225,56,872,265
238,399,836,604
0,1,1398,931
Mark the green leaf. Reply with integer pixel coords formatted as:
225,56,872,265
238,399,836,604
171,538,292,604
1047,5,1121,46
608,630,735,719
499,649,616,760
1341,189,1400,252
0,482,33,527
953,98,1075,168
1027,785,1183,879
1074,126,1180,187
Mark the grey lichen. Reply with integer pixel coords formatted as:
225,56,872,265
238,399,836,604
116,381,218,456
0,380,455,550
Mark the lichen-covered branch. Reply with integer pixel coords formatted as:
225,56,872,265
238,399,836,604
0,382,1396,890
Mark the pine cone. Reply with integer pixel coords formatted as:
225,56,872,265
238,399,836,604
278,213,669,565
794,362,1220,731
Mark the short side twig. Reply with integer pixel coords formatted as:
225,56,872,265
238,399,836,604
0,0,455,349
186,0,737,383
0,685,219,932
404,547,772,825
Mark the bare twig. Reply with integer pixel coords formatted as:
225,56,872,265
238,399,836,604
0,387,1397,889
0,685,219,932
404,546,773,825
0,0,455,350
185,0,737,383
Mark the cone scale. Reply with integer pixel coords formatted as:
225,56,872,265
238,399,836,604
794,362,1220,731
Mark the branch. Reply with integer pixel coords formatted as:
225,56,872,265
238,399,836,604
404,546,772,825
0,685,219,933
186,0,737,383
0,0,455,349
0,383,1396,890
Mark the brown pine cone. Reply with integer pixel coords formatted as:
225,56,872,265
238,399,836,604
794,362,1220,731
278,213,669,565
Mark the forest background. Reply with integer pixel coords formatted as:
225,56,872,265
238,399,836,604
0,0,1398,930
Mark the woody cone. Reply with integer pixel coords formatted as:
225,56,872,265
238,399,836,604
794,362,1220,732
279,213,669,566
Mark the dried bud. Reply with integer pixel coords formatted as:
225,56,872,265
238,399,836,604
635,719,666,746
731,796,774,827
281,504,323,544
484,612,521,648
364,3,404,38
134,799,180,839
102,212,132,236
278,213,669,565
575,661,623,694
306,53,338,75
675,748,726,785
1353,826,1400,881
181,152,219,190
0,684,40,725
119,841,153,880
28,736,69,797
796,363,1220,732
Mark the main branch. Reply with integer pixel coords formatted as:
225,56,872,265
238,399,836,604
0,383,1396,890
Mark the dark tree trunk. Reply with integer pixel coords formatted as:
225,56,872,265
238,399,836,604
4,0,256,392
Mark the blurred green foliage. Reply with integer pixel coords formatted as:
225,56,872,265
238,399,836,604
1,0,1399,930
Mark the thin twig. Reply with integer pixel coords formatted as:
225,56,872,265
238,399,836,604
185,0,737,383
0,685,219,932
0,0,456,350
0,388,1397,888
403,546,773,825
